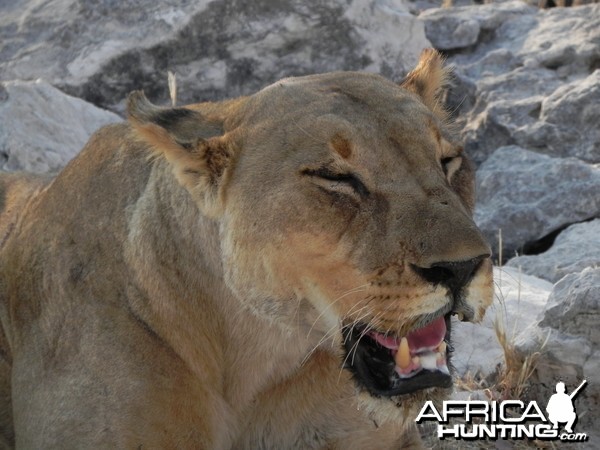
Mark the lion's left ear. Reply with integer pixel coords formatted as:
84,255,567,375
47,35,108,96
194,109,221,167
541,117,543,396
127,91,234,217
401,48,449,120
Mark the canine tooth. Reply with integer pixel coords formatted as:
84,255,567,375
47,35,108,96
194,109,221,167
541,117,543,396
395,337,410,369
457,312,464,321
438,341,447,354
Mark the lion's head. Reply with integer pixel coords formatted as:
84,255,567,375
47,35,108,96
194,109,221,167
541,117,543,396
128,49,493,420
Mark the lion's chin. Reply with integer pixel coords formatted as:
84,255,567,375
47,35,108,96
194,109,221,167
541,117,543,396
341,313,454,398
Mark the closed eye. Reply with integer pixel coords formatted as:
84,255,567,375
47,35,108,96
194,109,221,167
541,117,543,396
302,167,369,198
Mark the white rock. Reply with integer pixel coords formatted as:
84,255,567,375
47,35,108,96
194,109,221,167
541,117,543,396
0,80,121,173
451,266,552,378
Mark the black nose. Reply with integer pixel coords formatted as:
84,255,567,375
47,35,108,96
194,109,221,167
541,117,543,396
412,255,488,293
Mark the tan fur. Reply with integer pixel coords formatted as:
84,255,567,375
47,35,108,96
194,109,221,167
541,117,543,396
401,48,449,122
0,50,492,448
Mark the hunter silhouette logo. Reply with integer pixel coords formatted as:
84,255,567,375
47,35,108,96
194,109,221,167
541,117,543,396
416,379,588,442
546,380,586,434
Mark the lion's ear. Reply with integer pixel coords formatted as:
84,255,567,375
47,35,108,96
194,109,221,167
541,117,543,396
127,91,233,217
401,48,449,119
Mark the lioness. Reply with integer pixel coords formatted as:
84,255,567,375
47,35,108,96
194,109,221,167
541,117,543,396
0,49,492,449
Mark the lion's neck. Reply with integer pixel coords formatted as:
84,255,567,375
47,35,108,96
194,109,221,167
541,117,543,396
125,161,317,412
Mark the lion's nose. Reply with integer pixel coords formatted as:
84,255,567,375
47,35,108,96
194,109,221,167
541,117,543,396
412,255,488,293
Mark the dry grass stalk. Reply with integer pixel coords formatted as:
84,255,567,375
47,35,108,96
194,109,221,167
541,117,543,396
168,71,177,107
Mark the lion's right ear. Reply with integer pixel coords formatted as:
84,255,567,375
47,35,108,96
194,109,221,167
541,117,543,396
127,91,233,217
401,48,449,121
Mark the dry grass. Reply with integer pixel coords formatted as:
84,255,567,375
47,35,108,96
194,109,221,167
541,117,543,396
492,266,543,401
168,71,177,107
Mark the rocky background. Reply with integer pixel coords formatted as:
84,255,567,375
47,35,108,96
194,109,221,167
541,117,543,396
1,0,598,446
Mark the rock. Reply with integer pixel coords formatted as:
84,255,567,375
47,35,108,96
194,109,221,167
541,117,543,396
419,1,533,51
1,0,430,112
474,146,600,257
0,1,209,86
539,267,600,345
422,16,480,51
451,266,552,379
516,268,600,434
516,70,600,162
0,80,121,173
506,219,600,283
420,2,600,165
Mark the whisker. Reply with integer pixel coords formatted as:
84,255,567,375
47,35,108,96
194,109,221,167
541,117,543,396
306,284,369,340
300,322,340,366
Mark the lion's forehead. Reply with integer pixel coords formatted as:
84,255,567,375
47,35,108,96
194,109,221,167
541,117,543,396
242,77,443,161
248,71,433,125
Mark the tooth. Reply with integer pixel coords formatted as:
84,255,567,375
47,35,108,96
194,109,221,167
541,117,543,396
395,337,410,369
438,364,450,375
438,342,447,354
412,356,420,366
420,352,437,370
457,312,464,321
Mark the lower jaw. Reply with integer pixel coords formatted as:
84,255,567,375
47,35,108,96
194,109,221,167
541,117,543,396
341,316,453,398
349,362,453,398
375,369,452,397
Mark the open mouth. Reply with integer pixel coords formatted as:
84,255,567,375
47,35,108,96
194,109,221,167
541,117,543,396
341,314,455,397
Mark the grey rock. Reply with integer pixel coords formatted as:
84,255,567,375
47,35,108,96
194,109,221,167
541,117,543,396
521,70,600,162
474,146,600,257
422,16,480,50
0,0,430,112
419,2,533,51
540,267,600,345
583,350,600,387
0,0,209,86
0,80,121,173
533,329,592,370
516,268,600,432
507,220,600,283
424,2,600,165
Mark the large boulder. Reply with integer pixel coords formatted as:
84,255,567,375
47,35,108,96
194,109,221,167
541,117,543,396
474,146,600,257
517,268,600,437
507,219,600,283
0,0,430,112
420,2,600,165
0,80,120,173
